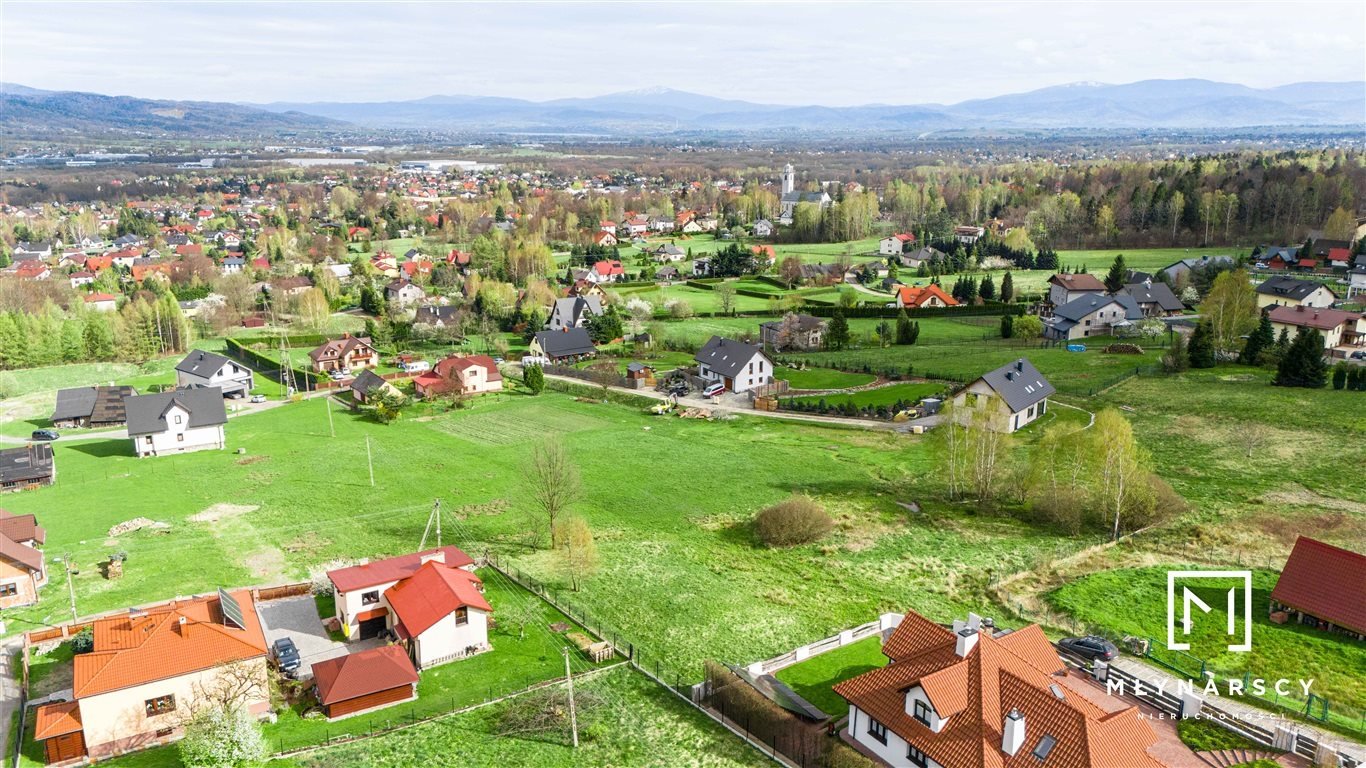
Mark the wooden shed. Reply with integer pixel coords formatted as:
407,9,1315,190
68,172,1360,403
33,701,86,764
312,645,419,720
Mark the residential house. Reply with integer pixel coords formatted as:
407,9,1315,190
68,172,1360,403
1350,259,1366,300
269,275,314,298
588,260,626,284
655,265,680,282
49,386,136,428
954,225,986,244
385,279,427,307
1307,238,1352,263
13,241,53,259
835,610,1173,768
1269,536,1364,641
350,370,402,404
889,284,958,310
567,280,607,301
413,355,503,398
175,350,254,397
32,589,270,762
221,256,246,276
68,271,96,288
1267,305,1364,350
759,314,826,351
125,387,228,458
900,247,942,270
529,328,597,363
1254,276,1337,309
83,292,118,312
694,336,772,394
593,230,618,248
309,335,378,373
1159,255,1234,283
0,444,56,492
413,305,463,329
1046,273,1106,308
880,233,916,255
327,546,492,669
311,645,419,720
0,510,46,609
652,243,686,263
953,358,1055,434
547,296,604,331
1043,294,1142,340
1120,280,1184,317
752,219,774,238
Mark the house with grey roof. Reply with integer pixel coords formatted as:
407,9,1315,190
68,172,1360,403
414,305,463,329
0,444,55,492
758,314,826,352
1043,294,1143,341
1120,280,1185,317
175,350,254,397
547,296,603,332
1254,275,1337,310
125,387,228,458
1159,255,1234,283
50,386,137,428
694,336,772,394
529,328,597,362
953,358,1056,433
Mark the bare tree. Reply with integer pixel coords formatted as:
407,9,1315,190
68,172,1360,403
525,438,582,547
556,516,599,591
714,282,737,315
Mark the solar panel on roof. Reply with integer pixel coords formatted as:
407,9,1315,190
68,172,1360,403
218,587,245,629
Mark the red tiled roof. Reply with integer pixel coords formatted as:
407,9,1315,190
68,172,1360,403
1271,537,1366,634
312,645,418,706
1267,305,1362,331
33,701,82,739
327,546,475,592
592,260,624,276
434,355,502,382
384,561,491,638
1297,258,1318,268
896,284,959,308
72,590,267,698
1327,248,1351,262
84,292,117,303
1049,273,1105,291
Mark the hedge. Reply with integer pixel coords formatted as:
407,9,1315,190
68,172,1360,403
798,302,1010,319
225,337,324,385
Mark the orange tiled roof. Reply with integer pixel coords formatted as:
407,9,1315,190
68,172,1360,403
72,590,267,698
834,611,1169,768
384,561,491,639
896,284,959,308
33,701,82,739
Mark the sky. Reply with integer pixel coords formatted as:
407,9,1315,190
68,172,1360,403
2,1,1363,106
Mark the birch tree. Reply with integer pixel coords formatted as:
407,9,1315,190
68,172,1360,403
1089,409,1152,541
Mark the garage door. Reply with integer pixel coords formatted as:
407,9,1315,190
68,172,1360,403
358,616,387,640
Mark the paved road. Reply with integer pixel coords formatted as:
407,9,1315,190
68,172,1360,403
0,638,22,764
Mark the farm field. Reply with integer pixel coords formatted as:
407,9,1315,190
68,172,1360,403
772,635,886,718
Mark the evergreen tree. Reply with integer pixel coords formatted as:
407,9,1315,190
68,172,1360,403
1162,330,1189,372
1188,321,1216,368
1000,271,1014,303
979,274,996,301
1331,362,1348,390
1272,327,1291,361
1238,314,1275,366
895,309,914,345
1104,254,1127,294
1273,328,1327,388
825,309,850,350
523,364,545,394
1000,313,1014,339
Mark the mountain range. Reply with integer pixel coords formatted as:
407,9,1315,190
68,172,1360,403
2,79,1363,137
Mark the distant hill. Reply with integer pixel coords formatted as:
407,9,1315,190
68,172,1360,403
0,83,345,137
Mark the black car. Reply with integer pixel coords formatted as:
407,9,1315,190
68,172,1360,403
272,637,302,676
30,429,59,442
1058,635,1118,662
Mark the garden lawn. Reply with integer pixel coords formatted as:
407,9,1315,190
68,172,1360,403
786,382,948,410
771,367,876,390
772,636,886,718
650,314,999,349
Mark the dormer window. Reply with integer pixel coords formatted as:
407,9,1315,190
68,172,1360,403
913,698,932,726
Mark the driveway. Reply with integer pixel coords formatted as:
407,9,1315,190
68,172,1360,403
256,595,383,680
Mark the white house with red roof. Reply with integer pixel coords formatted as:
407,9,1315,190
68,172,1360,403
879,233,916,256
588,259,626,284
83,292,118,312
327,546,492,669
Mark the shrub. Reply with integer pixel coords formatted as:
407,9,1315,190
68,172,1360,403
827,742,879,768
178,706,267,768
753,495,832,547
70,627,94,654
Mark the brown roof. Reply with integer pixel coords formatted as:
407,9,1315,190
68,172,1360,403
834,612,1169,768
33,701,82,739
1267,305,1362,331
0,509,45,545
1270,536,1366,635
73,590,268,698
309,335,375,362
1049,273,1106,292
312,645,418,706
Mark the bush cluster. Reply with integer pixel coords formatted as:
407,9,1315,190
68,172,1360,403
753,495,833,547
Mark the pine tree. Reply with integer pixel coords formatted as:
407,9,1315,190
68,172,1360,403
1000,314,1014,338
1000,271,1014,303
1162,330,1189,372
826,309,850,350
895,309,913,345
1104,254,1127,293
979,275,996,301
1272,327,1291,361
1238,314,1275,366
1188,321,1216,368
1273,328,1327,388
1332,362,1348,390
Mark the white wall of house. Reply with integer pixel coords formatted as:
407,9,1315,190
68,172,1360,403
133,406,225,457
1256,285,1336,309
79,659,269,757
177,362,253,395
334,579,402,637
697,351,772,393
1048,284,1103,308
879,237,902,255
902,686,947,733
1269,321,1348,349
846,705,945,768
413,608,490,667
951,381,1046,434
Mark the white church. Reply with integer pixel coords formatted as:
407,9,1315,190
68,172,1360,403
777,163,832,224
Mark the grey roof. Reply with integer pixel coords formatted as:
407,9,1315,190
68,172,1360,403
0,444,54,485
1161,255,1233,274
125,387,228,437
551,296,602,327
780,190,830,204
175,350,234,378
51,387,98,423
350,369,390,396
51,386,136,424
533,328,597,358
1255,276,1336,301
1122,281,1184,311
1308,239,1351,258
977,358,1055,413
1355,254,1366,269
414,305,462,324
1051,293,1144,325
694,336,766,379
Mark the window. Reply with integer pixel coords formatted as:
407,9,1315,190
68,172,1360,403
867,718,887,745
361,591,379,605
455,606,469,626
907,744,929,767
145,436,153,445
174,415,183,425
155,727,174,738
0,583,17,597
177,434,184,442
913,699,932,726
1033,734,1057,761
144,695,176,717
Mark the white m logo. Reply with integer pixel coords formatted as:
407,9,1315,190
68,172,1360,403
1167,571,1252,653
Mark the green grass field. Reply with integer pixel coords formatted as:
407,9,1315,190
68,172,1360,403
771,367,876,390
772,636,886,718
786,381,948,409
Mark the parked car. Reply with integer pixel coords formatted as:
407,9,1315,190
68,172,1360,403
1058,636,1117,662
250,394,267,403
521,355,550,367
328,370,347,380
702,382,726,398
1350,350,1366,360
401,360,431,373
668,383,689,397
30,429,59,441
492,356,505,364
272,637,302,676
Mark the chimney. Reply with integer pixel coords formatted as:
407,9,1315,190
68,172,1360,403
1002,709,1026,756
1005,371,1014,381
1016,360,1024,372
956,627,979,657
177,615,188,636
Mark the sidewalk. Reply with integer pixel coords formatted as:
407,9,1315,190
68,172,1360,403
1109,656,1366,763
0,638,22,765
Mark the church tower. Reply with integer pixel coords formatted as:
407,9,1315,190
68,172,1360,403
782,164,795,194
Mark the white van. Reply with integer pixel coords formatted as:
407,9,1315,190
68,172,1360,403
401,360,431,373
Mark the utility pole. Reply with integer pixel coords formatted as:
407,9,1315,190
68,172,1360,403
366,435,374,487
418,499,442,551
62,552,77,622
325,394,335,437
563,648,579,748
